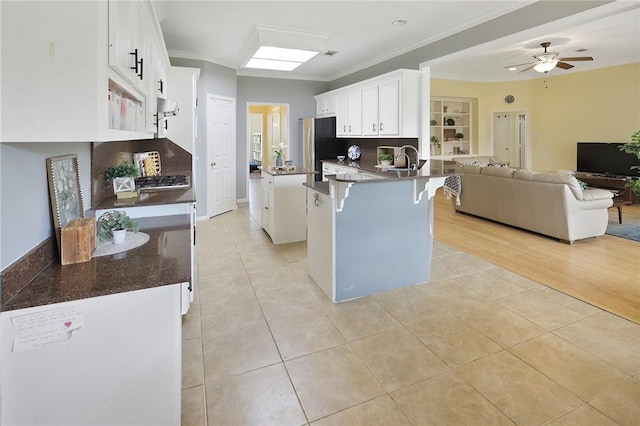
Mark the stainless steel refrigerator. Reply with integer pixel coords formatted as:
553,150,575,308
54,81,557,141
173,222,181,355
301,116,346,181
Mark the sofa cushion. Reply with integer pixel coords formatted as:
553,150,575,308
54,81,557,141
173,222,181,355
481,166,515,178
513,170,538,180
460,164,482,174
531,173,584,200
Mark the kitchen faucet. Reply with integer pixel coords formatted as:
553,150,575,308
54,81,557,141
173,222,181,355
396,145,420,169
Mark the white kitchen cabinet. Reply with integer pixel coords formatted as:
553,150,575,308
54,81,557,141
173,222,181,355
315,93,336,116
0,284,182,425
336,90,362,137
0,0,169,142
321,161,362,181
306,188,334,300
108,0,142,87
166,66,200,155
260,171,308,244
316,69,420,139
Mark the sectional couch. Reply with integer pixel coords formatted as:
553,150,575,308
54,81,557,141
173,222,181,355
453,164,614,243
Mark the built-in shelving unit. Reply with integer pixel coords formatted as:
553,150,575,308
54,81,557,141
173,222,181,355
430,97,475,159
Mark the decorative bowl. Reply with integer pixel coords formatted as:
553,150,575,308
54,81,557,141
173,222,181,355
337,155,346,162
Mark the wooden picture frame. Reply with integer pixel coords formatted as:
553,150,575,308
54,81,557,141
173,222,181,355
46,154,85,255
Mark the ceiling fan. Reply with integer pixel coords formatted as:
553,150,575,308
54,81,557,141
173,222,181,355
506,42,593,73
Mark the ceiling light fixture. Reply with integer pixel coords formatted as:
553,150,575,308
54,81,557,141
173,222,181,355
533,47,559,73
241,25,328,72
533,58,559,73
508,67,517,71
392,19,408,26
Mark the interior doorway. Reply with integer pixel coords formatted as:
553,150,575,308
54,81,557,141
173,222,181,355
206,94,237,218
493,111,527,168
245,103,290,222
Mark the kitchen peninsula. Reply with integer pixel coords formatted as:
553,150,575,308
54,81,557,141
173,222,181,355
306,160,455,302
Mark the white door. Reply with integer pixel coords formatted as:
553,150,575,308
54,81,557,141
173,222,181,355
493,113,511,162
207,94,236,217
493,112,527,168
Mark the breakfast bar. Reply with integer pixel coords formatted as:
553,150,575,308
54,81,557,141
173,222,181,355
305,161,453,302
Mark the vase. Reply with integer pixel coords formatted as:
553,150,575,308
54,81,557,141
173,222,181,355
113,177,135,194
275,156,283,167
112,229,127,245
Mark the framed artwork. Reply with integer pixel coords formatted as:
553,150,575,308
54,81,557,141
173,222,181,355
46,154,85,254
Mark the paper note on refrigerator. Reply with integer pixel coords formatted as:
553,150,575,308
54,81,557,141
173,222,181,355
11,304,84,352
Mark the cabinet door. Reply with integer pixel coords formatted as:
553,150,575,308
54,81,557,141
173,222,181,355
362,85,379,136
261,185,273,233
335,93,349,136
347,91,362,136
108,0,140,86
378,79,400,136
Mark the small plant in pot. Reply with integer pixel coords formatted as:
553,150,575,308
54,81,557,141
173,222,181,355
618,129,640,194
456,132,464,141
378,153,394,166
97,210,139,244
105,163,140,194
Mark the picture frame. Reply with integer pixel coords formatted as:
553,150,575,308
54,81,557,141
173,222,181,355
46,154,85,255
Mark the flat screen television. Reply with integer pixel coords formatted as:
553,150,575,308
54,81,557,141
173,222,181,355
576,142,639,177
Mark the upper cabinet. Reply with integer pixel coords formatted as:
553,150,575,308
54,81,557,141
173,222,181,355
0,0,170,142
315,93,336,117
315,69,420,138
336,90,363,137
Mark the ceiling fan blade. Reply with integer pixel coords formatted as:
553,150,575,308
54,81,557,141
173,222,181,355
519,64,537,73
556,61,574,70
558,56,593,61
504,61,535,68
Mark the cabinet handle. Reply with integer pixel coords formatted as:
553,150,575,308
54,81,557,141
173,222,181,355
164,119,168,130
130,49,139,74
264,206,269,210
137,57,144,80
373,124,376,132
158,79,164,94
380,122,384,131
349,125,352,133
313,193,319,207
343,125,346,132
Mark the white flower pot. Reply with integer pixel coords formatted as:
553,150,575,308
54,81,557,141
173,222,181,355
113,177,135,194
112,229,127,245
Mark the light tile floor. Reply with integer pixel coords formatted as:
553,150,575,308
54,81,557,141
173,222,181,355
182,204,640,426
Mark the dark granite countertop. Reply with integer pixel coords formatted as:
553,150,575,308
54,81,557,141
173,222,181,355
303,181,330,195
319,159,458,184
1,215,191,312
93,187,196,210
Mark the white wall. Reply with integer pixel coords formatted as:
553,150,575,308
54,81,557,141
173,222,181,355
0,142,91,270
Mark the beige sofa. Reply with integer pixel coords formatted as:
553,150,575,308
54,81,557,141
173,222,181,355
454,164,614,243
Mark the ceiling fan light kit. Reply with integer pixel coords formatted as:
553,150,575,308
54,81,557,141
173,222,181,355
505,42,593,74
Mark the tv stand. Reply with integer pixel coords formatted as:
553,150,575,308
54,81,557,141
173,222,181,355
575,172,632,202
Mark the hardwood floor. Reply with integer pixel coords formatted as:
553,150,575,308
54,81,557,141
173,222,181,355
433,192,640,324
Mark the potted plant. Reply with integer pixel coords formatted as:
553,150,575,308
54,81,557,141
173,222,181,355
97,210,139,244
105,163,139,194
272,142,287,167
456,132,464,141
378,153,394,166
430,136,440,146
430,119,437,126
618,130,640,194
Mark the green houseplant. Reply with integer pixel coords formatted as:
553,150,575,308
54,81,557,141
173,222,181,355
105,163,139,194
456,132,464,140
618,130,640,194
378,153,394,165
105,163,140,180
97,210,139,243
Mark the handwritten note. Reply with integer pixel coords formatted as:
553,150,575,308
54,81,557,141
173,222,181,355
11,304,84,352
